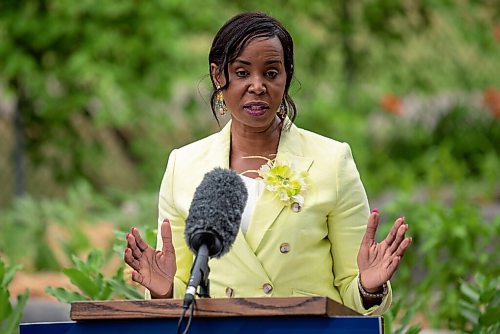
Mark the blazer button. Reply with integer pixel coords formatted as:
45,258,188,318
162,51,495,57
291,202,302,212
279,243,290,254
225,287,234,298
263,283,273,294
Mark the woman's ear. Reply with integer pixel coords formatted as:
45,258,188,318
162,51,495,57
210,63,225,88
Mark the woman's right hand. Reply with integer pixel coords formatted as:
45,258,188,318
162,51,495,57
124,219,176,298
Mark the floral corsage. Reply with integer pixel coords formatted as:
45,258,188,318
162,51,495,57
244,157,308,212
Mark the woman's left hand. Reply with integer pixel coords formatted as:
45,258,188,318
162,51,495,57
357,210,412,292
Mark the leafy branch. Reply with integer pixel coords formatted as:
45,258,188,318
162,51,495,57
45,249,142,302
0,259,29,334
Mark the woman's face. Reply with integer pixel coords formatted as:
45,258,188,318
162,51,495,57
212,36,286,131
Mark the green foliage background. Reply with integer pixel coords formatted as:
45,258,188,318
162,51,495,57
0,1,499,332
1,0,498,195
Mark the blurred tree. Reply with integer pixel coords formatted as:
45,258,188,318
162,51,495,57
0,0,498,195
0,0,230,190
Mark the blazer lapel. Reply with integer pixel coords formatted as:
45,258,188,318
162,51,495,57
204,121,271,275
245,123,314,253
205,120,231,169
230,229,271,276
207,120,314,255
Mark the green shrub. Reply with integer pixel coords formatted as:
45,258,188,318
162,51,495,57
0,181,158,272
455,273,500,333
381,197,500,328
0,259,29,334
384,297,421,334
45,249,142,302
364,104,500,195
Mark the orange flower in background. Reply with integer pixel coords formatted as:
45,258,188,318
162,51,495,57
493,25,500,42
380,94,403,116
483,88,500,118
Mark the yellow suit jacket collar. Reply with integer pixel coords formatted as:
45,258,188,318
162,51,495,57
208,118,311,163
208,119,314,253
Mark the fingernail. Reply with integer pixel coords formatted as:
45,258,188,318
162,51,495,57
372,208,379,213
126,233,130,239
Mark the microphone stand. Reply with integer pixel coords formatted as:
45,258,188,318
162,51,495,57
179,244,212,334
183,243,211,309
194,243,211,298
198,266,210,298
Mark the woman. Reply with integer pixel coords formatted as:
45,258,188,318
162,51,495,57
124,12,411,315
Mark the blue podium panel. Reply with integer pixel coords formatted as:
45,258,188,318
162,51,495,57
21,316,382,334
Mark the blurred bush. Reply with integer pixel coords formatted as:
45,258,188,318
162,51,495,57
364,95,500,195
45,249,143,302
457,273,500,333
0,0,498,200
0,180,157,272
0,259,29,334
380,196,500,329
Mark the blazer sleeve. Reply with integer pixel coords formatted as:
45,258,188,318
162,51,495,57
327,143,392,315
155,149,193,298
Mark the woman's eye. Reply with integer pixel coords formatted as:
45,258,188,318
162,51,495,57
266,71,278,79
236,70,248,77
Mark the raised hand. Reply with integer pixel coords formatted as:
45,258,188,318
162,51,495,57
357,210,412,292
124,219,176,298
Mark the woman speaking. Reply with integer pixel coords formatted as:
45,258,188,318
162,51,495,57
124,12,412,315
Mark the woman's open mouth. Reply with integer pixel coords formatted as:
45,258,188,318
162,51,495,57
243,102,270,116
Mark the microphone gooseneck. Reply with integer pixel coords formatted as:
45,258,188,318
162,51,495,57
182,243,209,309
182,168,248,309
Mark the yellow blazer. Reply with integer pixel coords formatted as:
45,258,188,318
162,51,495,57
155,120,391,315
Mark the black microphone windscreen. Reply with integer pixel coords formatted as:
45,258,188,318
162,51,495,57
185,168,248,258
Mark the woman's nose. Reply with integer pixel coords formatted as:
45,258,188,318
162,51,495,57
248,75,266,95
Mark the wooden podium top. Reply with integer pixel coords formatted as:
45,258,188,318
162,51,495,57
71,297,360,320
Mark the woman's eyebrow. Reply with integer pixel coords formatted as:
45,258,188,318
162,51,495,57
264,59,282,65
234,59,251,65
232,58,283,65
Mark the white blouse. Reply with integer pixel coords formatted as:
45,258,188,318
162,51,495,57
239,175,265,235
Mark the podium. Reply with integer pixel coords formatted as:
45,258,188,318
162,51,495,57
20,297,384,333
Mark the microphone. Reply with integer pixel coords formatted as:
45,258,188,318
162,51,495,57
183,168,248,309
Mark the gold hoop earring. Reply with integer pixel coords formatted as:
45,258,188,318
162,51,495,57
215,90,228,115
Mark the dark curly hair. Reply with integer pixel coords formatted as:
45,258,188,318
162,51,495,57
208,12,296,127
